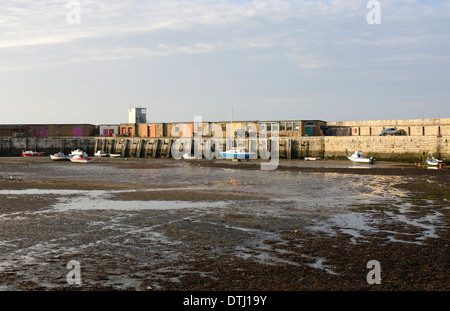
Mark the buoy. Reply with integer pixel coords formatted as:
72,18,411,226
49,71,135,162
439,164,442,169
418,163,422,168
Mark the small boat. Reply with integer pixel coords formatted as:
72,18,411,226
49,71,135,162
425,155,444,166
109,154,122,158
221,148,255,159
182,153,201,160
304,157,320,161
22,151,46,157
94,150,109,157
50,152,70,161
69,152,93,163
348,150,376,164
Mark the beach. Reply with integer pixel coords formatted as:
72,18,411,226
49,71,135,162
0,156,448,290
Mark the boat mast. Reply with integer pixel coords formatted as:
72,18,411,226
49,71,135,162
230,105,233,125
231,105,234,147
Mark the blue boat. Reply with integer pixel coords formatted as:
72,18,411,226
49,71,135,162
221,148,255,159
425,155,444,166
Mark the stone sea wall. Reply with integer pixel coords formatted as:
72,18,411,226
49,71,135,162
1,135,448,162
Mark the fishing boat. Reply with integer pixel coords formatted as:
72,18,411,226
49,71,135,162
50,152,70,161
69,152,93,163
22,151,46,157
348,150,376,164
221,148,255,159
425,155,444,166
94,150,109,157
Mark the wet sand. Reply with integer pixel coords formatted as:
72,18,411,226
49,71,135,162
0,156,448,291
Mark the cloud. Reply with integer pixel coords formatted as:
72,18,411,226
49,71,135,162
0,1,449,78
0,1,449,124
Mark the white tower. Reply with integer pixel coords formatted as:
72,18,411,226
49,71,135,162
128,107,147,124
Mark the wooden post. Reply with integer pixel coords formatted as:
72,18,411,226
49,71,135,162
121,139,127,157
152,139,159,158
136,139,144,158
94,138,99,153
287,138,292,160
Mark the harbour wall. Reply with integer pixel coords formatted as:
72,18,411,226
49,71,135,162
0,137,96,157
0,136,448,162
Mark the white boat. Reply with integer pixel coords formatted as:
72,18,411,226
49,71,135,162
50,152,70,161
69,152,93,163
425,155,444,166
109,154,122,158
94,150,109,157
304,157,320,161
348,151,376,164
221,148,255,159
182,153,201,160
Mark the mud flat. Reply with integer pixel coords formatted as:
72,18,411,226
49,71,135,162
0,157,448,291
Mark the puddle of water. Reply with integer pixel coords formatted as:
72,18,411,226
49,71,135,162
54,196,227,211
384,211,443,241
0,189,229,212
308,209,445,245
306,257,339,275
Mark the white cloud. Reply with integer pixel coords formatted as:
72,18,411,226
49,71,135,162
0,0,446,74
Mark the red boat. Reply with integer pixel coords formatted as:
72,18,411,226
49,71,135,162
22,151,46,157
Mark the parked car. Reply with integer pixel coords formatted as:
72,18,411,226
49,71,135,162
379,127,399,136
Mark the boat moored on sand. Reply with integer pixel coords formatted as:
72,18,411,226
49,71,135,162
182,153,201,160
50,152,70,161
22,151,46,157
94,150,109,157
221,148,255,160
69,152,93,163
304,157,320,161
425,155,444,166
348,151,376,164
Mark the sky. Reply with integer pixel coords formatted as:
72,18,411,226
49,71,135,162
0,0,449,124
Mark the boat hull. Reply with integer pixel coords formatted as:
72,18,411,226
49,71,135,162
426,160,443,166
70,158,93,163
221,152,253,159
183,153,200,160
304,157,320,161
50,155,70,161
348,156,375,164
70,152,93,163
94,151,109,157
22,151,46,157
